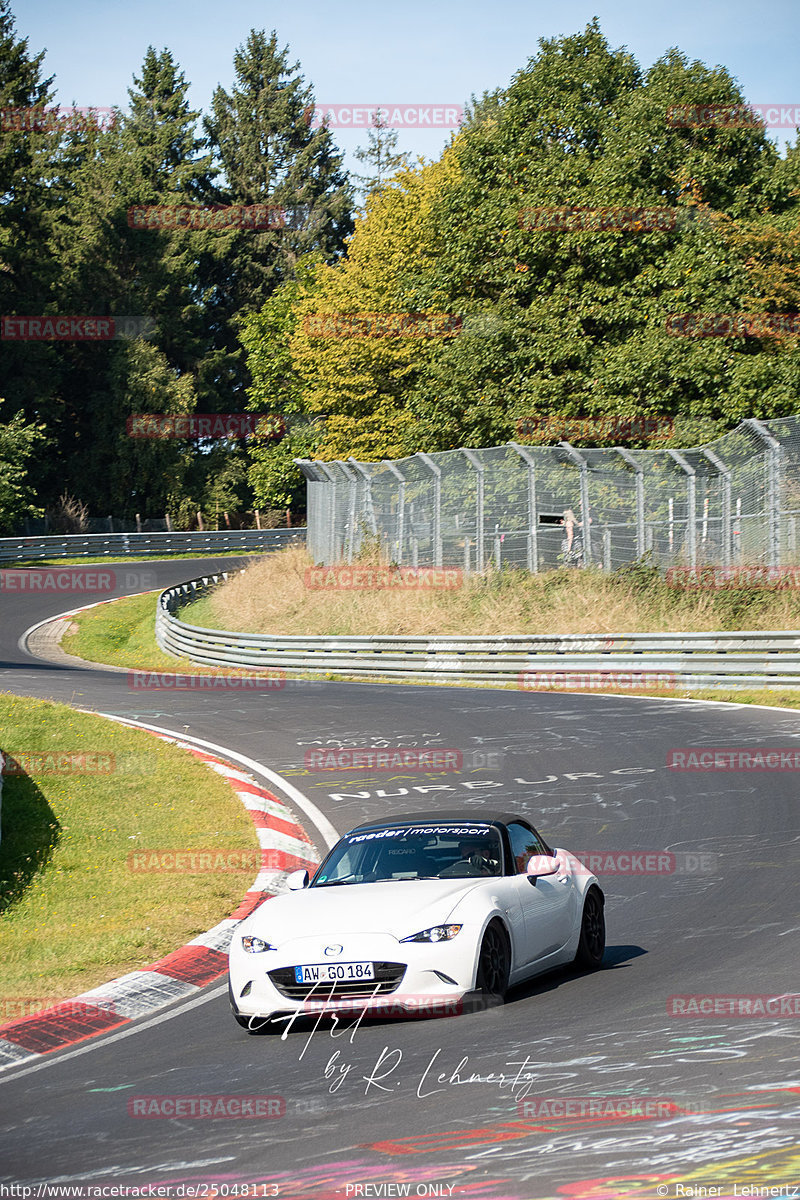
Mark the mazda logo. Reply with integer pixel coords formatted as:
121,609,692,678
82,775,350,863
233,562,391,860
324,944,343,956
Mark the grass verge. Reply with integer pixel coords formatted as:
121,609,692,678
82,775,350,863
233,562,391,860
185,544,800,636
61,592,204,673
0,694,257,1005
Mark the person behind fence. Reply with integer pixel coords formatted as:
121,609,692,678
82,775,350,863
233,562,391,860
560,508,590,566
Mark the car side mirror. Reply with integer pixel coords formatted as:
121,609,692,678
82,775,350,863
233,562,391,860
286,869,310,891
526,854,559,877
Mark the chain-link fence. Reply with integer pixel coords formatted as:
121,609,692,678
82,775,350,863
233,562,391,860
295,417,800,572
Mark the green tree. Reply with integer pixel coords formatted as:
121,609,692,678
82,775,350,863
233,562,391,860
242,265,324,511
0,0,61,490
204,29,353,408
352,114,410,205
45,46,214,516
279,20,799,458
0,399,44,532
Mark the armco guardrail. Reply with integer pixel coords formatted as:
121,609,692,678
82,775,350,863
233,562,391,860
155,573,800,688
0,528,304,563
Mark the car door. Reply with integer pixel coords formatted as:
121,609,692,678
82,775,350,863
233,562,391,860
506,822,577,963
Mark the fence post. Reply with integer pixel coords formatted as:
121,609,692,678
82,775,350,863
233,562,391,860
335,461,359,564
667,450,697,567
317,462,340,563
509,442,540,573
415,452,442,567
348,458,378,536
559,442,593,562
744,418,782,566
294,459,333,562
461,449,485,571
382,460,406,565
702,447,732,565
616,448,645,559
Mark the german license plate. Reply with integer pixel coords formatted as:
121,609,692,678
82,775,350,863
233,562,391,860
294,961,375,984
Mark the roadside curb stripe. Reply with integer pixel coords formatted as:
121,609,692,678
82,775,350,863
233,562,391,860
0,724,319,1068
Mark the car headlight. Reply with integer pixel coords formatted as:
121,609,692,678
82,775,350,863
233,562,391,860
241,935,274,953
401,924,462,944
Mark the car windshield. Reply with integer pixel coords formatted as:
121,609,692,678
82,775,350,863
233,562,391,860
311,823,504,885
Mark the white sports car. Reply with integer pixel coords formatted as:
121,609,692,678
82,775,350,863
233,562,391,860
228,810,605,1030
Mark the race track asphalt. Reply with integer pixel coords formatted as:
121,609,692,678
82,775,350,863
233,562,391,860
1,557,799,1199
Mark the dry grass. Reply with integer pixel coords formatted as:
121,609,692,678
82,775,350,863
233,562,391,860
185,544,800,636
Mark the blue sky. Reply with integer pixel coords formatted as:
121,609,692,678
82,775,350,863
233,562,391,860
17,0,799,173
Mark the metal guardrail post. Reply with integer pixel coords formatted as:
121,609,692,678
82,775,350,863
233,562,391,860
667,450,697,567
461,449,485,571
559,442,592,561
415,452,442,568
382,460,407,565
702,447,733,565
616,448,645,559
745,418,782,566
509,442,539,572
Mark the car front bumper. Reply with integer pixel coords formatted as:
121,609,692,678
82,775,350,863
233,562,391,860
229,929,479,1020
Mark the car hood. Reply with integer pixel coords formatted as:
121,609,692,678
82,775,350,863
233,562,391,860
242,878,485,944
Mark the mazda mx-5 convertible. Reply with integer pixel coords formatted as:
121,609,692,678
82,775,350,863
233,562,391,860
228,810,605,1030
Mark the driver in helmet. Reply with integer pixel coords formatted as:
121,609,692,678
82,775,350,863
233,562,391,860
458,836,498,875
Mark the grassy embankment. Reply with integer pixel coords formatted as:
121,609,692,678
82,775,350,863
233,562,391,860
63,543,800,707
0,694,257,1006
